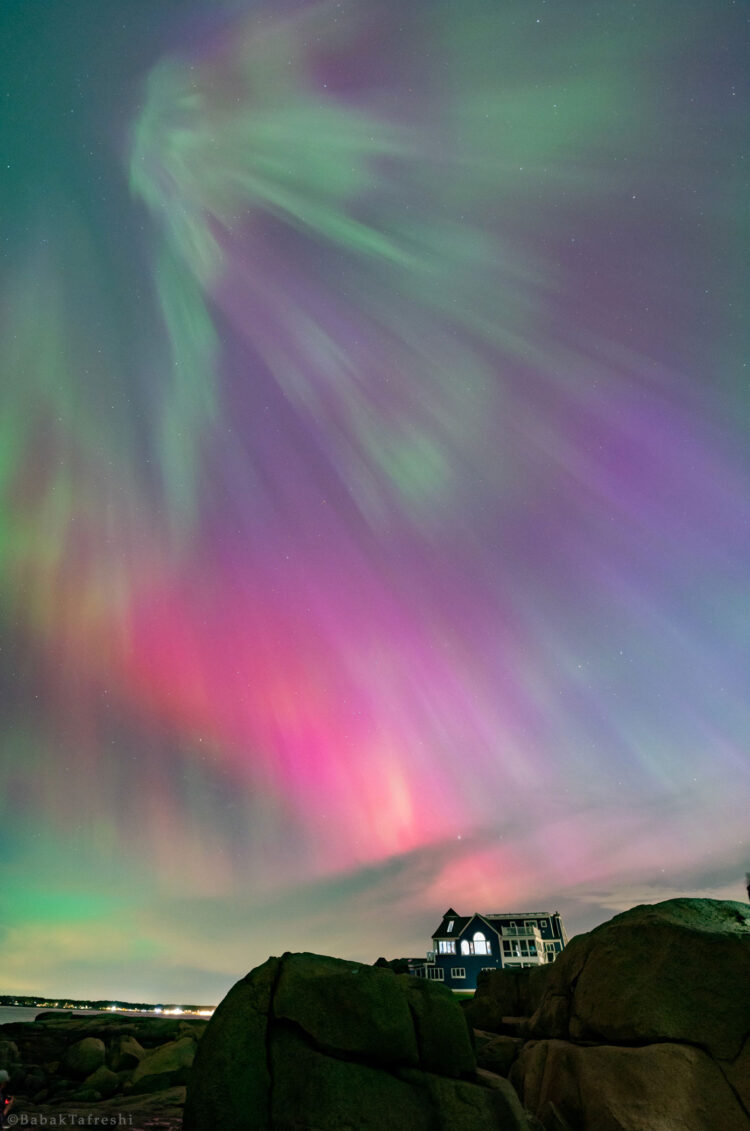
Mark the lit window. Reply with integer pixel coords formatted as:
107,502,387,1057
473,931,490,955
438,940,456,954
461,939,471,955
452,967,466,979
446,920,455,933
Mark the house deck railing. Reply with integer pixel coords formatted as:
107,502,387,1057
501,925,543,939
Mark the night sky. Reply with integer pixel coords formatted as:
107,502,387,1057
1,0,748,1003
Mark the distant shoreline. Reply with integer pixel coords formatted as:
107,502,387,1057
0,999,214,1017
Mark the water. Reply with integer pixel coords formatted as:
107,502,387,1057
0,1006,42,1025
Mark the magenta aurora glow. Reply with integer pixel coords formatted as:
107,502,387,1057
0,0,748,1001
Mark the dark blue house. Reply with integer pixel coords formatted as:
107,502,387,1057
410,907,568,990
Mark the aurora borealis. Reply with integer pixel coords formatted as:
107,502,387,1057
1,0,748,1002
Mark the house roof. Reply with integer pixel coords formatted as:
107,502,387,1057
431,909,470,939
481,911,559,920
432,909,561,938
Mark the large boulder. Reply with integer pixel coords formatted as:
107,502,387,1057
63,1037,106,1078
130,1035,196,1094
400,974,475,1078
474,1032,524,1077
183,952,531,1131
106,1034,145,1072
82,1064,120,1099
528,899,750,1060
724,1036,750,1114
511,1039,749,1131
465,966,552,1033
504,899,750,1130
272,952,419,1067
0,1039,19,1067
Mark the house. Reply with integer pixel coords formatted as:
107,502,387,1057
410,907,568,991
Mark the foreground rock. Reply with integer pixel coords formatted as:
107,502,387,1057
11,1086,187,1131
183,952,531,1130
0,1013,207,1130
469,899,750,1131
64,1035,106,1077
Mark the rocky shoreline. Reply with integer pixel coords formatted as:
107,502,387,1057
0,1013,207,1130
466,898,750,1129
3,898,749,1130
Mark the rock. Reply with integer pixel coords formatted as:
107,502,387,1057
107,1034,145,1072
72,1088,102,1102
465,966,552,1033
272,952,419,1067
474,1031,524,1076
184,951,531,1131
511,1039,750,1131
183,955,279,1131
271,1028,435,1131
271,1029,528,1131
11,1085,186,1131
130,1035,196,1094
528,898,750,1060
398,974,475,1078
63,1037,106,1077
0,1039,19,1066
83,1065,120,1099
20,1065,47,1094
722,1035,750,1114
48,1078,73,1098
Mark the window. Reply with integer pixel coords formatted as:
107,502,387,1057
540,920,547,929
427,967,444,981
452,967,466,980
481,967,496,973
525,920,537,929
473,931,490,955
461,931,491,955
438,940,456,954
502,941,512,954
446,920,455,933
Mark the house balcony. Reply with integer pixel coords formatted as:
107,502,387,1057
501,925,543,940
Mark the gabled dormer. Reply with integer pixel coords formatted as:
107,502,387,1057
455,913,501,958
431,908,470,956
